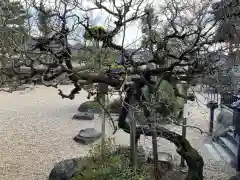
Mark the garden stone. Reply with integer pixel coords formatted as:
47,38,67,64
72,112,94,120
49,157,82,180
108,99,122,114
135,146,147,166
213,108,233,138
147,151,173,171
111,146,147,168
15,85,29,91
73,128,102,145
216,108,233,127
78,101,101,113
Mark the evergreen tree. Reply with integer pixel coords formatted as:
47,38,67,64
141,6,160,49
36,1,53,38
0,0,28,65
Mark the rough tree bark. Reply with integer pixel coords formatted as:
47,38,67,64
118,88,204,180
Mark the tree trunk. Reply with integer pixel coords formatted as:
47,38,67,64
100,94,106,154
120,122,204,180
118,89,204,180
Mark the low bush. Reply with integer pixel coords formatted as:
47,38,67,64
72,138,153,180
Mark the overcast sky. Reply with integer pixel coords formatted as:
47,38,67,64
19,0,158,47
19,0,219,48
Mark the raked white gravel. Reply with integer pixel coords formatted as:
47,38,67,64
0,85,126,180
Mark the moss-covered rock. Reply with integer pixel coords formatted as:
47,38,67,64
49,158,82,180
78,101,102,113
50,138,174,180
107,99,122,114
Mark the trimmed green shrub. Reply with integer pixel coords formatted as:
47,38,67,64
72,138,153,180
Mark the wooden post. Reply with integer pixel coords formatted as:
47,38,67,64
149,121,160,179
101,93,106,148
130,108,137,173
180,83,189,167
98,82,108,152
148,87,160,179
129,95,137,173
99,46,106,151
180,111,187,167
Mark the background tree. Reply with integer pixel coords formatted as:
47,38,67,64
83,26,106,48
0,0,28,66
207,0,240,99
0,0,29,87
36,1,53,39
141,6,160,49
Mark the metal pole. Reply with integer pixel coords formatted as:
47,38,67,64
207,101,218,135
209,107,214,134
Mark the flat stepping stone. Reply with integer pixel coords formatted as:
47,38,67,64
72,112,94,120
49,158,82,180
73,128,102,145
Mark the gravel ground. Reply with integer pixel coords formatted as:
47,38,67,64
0,85,235,180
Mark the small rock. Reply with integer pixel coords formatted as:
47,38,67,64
108,99,122,114
73,128,102,145
72,112,94,120
147,152,173,171
213,108,233,138
111,146,146,168
216,108,233,127
49,158,81,180
15,85,29,91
